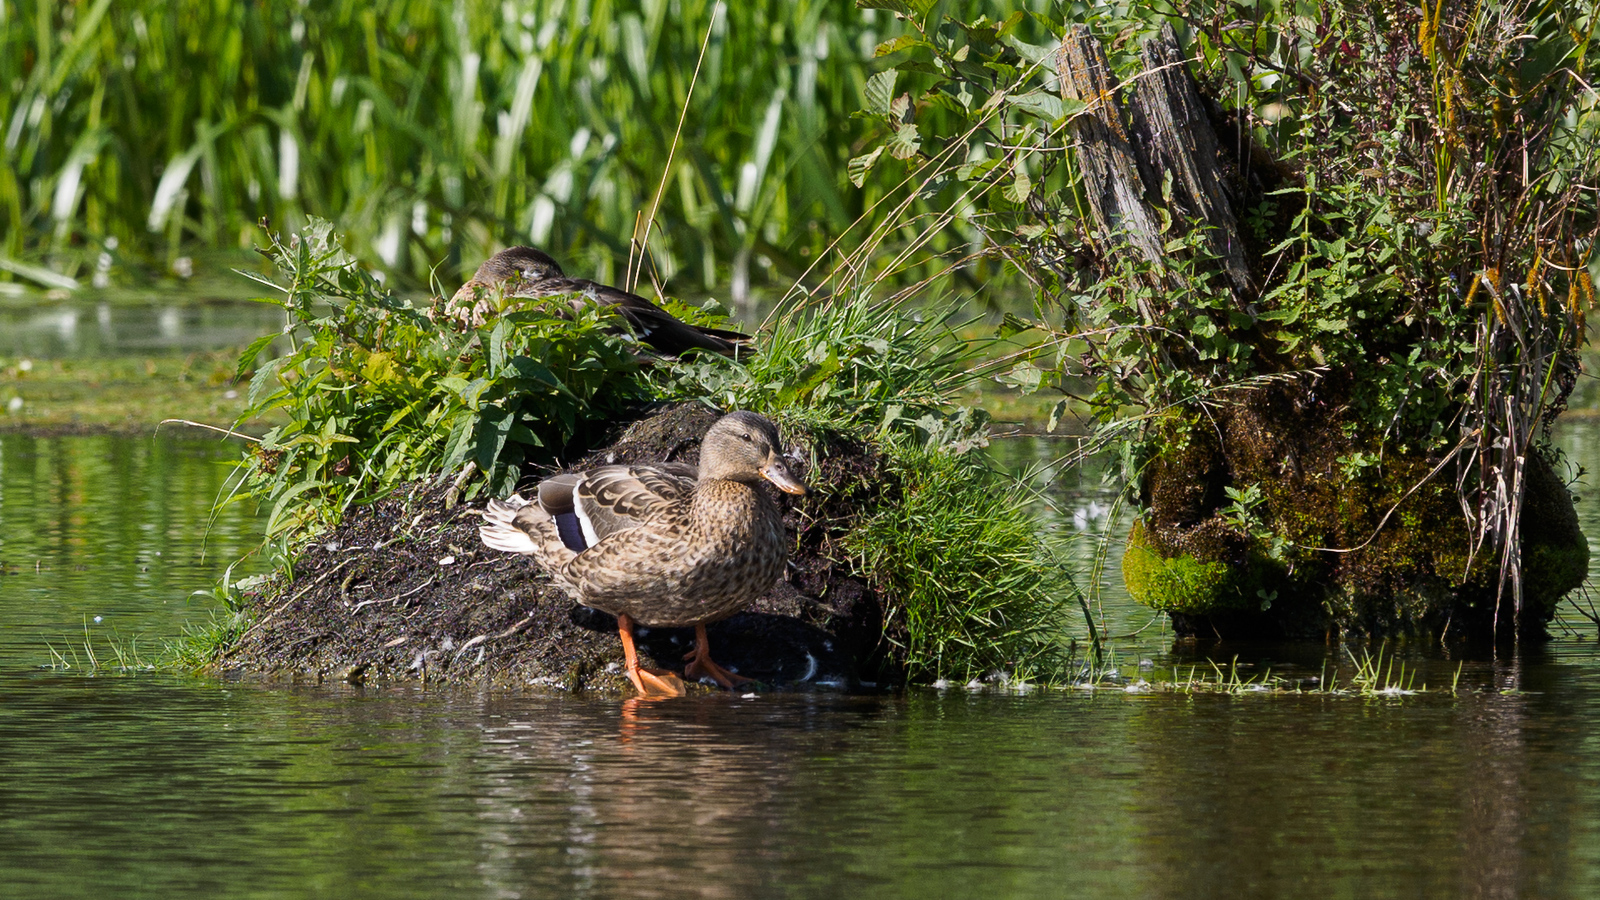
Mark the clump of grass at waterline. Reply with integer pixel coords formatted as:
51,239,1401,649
191,221,1083,686
844,442,1074,684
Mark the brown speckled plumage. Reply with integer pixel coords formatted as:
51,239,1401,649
479,411,806,693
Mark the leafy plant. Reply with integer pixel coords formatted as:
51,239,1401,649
854,1,1597,628
236,219,650,538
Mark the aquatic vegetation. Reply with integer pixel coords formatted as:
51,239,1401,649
1150,646,1455,698
855,1,1598,640
161,563,261,670
44,619,155,673
844,440,1075,684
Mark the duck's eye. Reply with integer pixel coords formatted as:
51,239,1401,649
739,432,753,442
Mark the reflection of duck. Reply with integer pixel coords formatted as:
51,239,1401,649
443,246,752,357
480,411,807,697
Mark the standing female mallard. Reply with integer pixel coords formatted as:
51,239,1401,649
480,411,807,697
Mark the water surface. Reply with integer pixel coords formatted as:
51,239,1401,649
4,426,1600,898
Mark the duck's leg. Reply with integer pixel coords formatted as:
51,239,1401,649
683,623,752,690
617,613,685,698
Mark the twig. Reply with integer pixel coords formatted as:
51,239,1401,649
157,419,261,441
352,577,437,611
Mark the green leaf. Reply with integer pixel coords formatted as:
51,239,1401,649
999,313,1034,337
851,146,889,186
233,334,279,382
1047,399,1069,433
864,69,898,117
874,35,927,57
1002,166,1032,203
997,361,1043,392
473,406,514,473
888,123,921,159
440,414,477,471
246,356,289,409
1007,90,1063,121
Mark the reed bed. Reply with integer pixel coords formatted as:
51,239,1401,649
3,0,1047,297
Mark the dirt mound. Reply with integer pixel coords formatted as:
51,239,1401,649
218,403,897,693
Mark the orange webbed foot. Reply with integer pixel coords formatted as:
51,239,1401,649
617,613,686,699
682,623,752,690
628,666,687,699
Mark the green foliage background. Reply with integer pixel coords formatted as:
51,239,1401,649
3,0,1046,297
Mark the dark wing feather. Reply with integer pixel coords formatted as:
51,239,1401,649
509,276,752,357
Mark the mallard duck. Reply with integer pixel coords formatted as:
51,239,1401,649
443,246,752,357
480,410,807,697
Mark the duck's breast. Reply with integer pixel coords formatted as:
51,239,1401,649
675,481,788,606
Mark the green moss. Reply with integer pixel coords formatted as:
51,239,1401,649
1130,389,1590,639
1121,519,1278,615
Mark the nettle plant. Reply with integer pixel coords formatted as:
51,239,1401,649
237,220,650,539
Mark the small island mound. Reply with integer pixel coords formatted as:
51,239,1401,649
219,403,895,692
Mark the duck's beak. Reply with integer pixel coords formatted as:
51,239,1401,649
760,458,808,495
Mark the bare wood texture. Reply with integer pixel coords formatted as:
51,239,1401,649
1056,25,1168,278
1129,24,1255,301
1056,25,1253,311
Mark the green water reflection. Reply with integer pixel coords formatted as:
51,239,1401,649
0,432,263,661
3,429,1600,898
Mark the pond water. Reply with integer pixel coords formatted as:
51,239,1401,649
6,419,1600,896
0,298,285,359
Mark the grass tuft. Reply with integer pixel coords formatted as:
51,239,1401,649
845,440,1075,684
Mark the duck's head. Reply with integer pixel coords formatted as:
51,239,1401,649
699,411,808,495
473,246,565,285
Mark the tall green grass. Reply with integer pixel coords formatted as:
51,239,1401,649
2,0,1048,297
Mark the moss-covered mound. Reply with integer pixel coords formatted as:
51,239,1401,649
1123,376,1587,642
218,403,901,692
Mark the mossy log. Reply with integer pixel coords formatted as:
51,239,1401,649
1122,378,1586,640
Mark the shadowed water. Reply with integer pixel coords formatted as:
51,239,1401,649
4,427,1600,898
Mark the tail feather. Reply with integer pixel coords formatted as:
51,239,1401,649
479,495,577,566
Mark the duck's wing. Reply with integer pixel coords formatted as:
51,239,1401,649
511,275,753,357
574,465,698,542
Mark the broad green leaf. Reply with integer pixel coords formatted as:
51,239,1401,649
875,35,927,57
864,69,898,117
1002,166,1032,203
1007,90,1064,121
888,123,921,159
849,146,886,187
